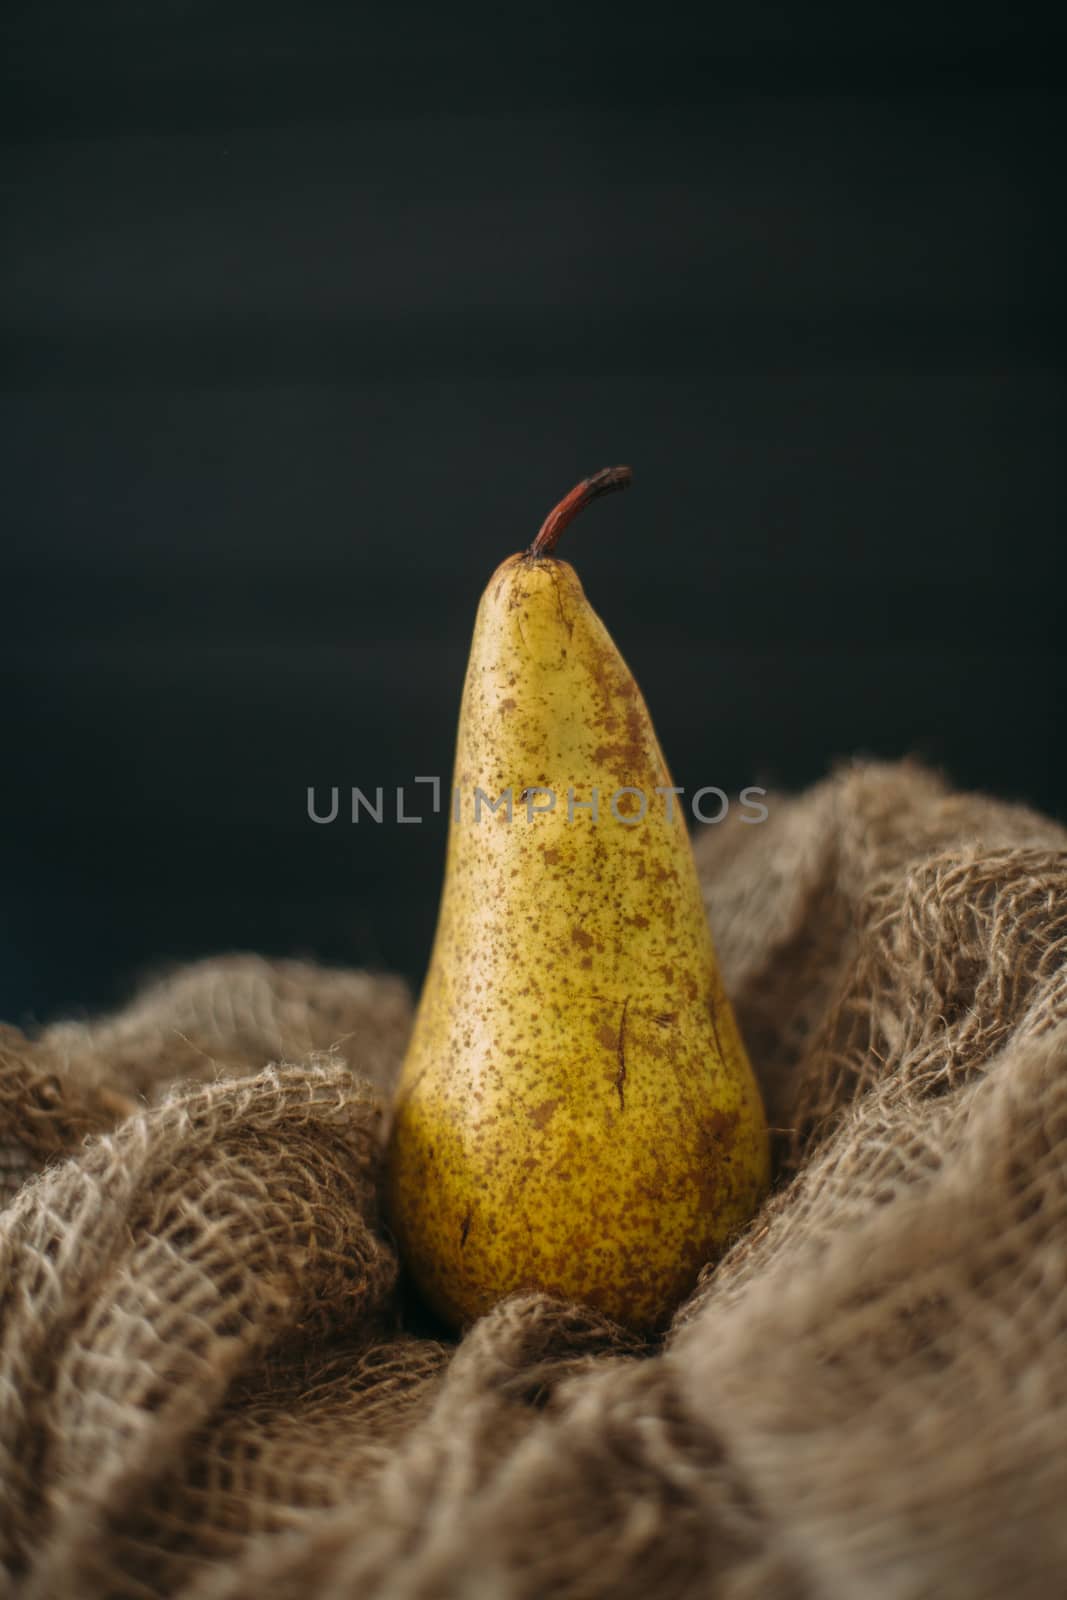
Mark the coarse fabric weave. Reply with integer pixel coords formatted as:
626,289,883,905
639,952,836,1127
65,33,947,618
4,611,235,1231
2,761,1065,1599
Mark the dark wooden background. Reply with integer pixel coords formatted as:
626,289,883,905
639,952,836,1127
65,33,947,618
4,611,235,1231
2,3,1064,1025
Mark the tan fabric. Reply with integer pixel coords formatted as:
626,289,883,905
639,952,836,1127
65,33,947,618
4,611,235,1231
1,761,1065,1599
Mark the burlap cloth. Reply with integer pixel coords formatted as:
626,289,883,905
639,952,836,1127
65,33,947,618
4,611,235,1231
2,761,1066,1599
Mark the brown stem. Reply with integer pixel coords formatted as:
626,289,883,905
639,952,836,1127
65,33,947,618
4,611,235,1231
527,466,632,558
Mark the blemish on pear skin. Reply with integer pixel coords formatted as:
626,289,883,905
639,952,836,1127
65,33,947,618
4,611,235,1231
571,927,594,950
459,1208,473,1248
527,1096,562,1130
614,998,630,1112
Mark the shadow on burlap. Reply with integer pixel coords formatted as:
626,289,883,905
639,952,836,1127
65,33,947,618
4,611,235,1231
2,762,1066,1599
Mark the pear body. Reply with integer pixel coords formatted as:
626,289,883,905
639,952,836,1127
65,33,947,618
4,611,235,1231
387,553,769,1331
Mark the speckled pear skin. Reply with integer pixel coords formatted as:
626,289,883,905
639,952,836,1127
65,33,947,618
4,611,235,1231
386,551,770,1332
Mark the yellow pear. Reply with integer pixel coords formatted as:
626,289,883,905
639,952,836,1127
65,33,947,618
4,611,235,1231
386,468,769,1331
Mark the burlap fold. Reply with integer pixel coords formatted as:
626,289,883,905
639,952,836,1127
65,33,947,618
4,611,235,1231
1,762,1065,1599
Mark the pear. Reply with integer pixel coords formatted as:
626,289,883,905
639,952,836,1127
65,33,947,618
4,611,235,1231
386,468,770,1332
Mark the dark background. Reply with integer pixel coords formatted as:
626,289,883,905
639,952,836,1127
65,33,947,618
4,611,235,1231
2,4,1064,1027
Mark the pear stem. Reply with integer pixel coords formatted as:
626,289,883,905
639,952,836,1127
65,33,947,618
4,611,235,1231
527,466,633,558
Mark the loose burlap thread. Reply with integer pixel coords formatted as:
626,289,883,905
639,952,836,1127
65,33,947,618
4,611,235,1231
2,761,1066,1598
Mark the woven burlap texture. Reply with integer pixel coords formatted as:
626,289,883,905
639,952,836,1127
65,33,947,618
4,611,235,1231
2,761,1066,1600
